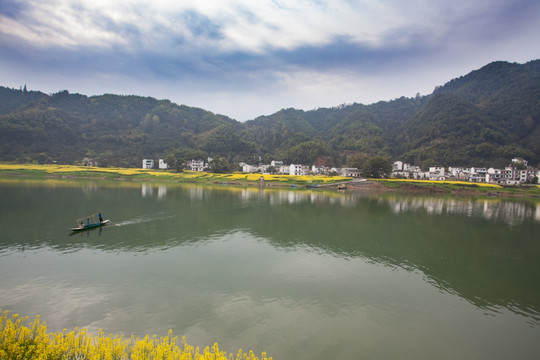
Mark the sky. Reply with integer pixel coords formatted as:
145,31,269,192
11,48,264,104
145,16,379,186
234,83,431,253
1,0,539,121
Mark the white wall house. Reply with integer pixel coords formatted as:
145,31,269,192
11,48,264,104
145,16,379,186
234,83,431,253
428,166,446,181
187,159,206,171
393,161,404,172
142,159,154,169
448,167,470,180
470,167,487,182
279,165,290,174
158,159,168,170
289,164,309,176
486,168,503,184
341,168,360,177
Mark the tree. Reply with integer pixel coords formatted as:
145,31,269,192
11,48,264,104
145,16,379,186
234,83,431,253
208,157,232,173
164,153,185,172
421,159,437,172
362,156,392,178
346,153,369,169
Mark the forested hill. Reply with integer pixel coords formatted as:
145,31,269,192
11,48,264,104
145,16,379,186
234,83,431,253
0,89,254,167
244,59,540,168
1,59,539,168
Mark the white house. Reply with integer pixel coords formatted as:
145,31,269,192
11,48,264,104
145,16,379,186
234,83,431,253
289,164,309,176
142,159,154,169
341,168,360,177
392,161,420,178
428,166,446,181
470,167,487,182
393,161,405,172
448,167,470,180
187,159,206,171
278,165,290,174
158,159,168,170
512,158,528,166
486,168,503,184
312,165,331,175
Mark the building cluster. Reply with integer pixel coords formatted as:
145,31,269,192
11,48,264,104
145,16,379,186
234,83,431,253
142,159,168,169
140,156,538,185
240,160,361,177
392,158,539,185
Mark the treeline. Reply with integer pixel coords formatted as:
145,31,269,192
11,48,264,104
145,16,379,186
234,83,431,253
0,59,538,169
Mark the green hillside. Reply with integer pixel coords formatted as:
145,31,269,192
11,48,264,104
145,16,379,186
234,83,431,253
1,59,538,168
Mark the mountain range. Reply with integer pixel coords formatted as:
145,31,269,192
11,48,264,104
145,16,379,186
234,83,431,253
1,59,539,169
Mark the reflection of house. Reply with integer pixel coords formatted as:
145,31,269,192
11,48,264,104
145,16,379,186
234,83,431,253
142,159,154,169
157,186,167,199
141,183,153,197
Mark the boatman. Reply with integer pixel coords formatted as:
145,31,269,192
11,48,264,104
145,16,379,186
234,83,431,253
99,213,103,223
86,218,90,226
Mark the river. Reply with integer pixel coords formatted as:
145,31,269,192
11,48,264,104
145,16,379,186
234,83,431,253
0,178,539,359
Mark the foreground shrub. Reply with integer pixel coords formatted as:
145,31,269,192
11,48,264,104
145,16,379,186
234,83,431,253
0,310,271,360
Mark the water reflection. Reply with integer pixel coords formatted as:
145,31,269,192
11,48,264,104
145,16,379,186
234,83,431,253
132,182,539,227
157,186,167,200
385,196,540,226
141,183,153,197
1,180,539,330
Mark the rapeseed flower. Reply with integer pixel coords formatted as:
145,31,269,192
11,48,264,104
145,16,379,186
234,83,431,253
0,310,271,360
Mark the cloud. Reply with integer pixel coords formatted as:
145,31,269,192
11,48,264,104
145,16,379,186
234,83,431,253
1,0,540,120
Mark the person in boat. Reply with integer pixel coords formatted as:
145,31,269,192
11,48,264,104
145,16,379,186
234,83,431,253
86,218,90,226
99,213,103,223
79,222,84,229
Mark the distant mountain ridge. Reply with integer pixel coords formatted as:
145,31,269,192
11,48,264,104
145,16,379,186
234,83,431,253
1,59,538,168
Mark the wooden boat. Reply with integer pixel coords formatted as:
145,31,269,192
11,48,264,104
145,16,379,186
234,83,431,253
70,213,110,231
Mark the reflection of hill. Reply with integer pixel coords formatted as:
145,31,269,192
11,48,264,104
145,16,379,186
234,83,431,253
1,181,539,325
239,191,540,325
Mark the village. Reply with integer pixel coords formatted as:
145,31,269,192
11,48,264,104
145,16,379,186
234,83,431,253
140,157,540,186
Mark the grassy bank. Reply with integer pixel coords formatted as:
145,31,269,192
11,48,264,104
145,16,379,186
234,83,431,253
0,163,349,186
372,178,540,197
0,310,270,360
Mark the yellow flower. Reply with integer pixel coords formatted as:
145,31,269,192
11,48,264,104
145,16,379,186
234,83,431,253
0,309,270,360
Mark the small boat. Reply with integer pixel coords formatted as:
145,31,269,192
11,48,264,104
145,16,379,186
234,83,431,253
70,213,110,231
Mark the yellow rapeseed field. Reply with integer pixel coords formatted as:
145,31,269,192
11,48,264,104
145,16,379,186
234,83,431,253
0,310,271,360
0,163,350,184
378,178,503,189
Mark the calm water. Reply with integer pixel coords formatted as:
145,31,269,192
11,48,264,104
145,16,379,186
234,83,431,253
1,178,539,359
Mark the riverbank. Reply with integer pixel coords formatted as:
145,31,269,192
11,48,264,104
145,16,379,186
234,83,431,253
368,178,540,198
1,163,539,197
0,163,350,187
